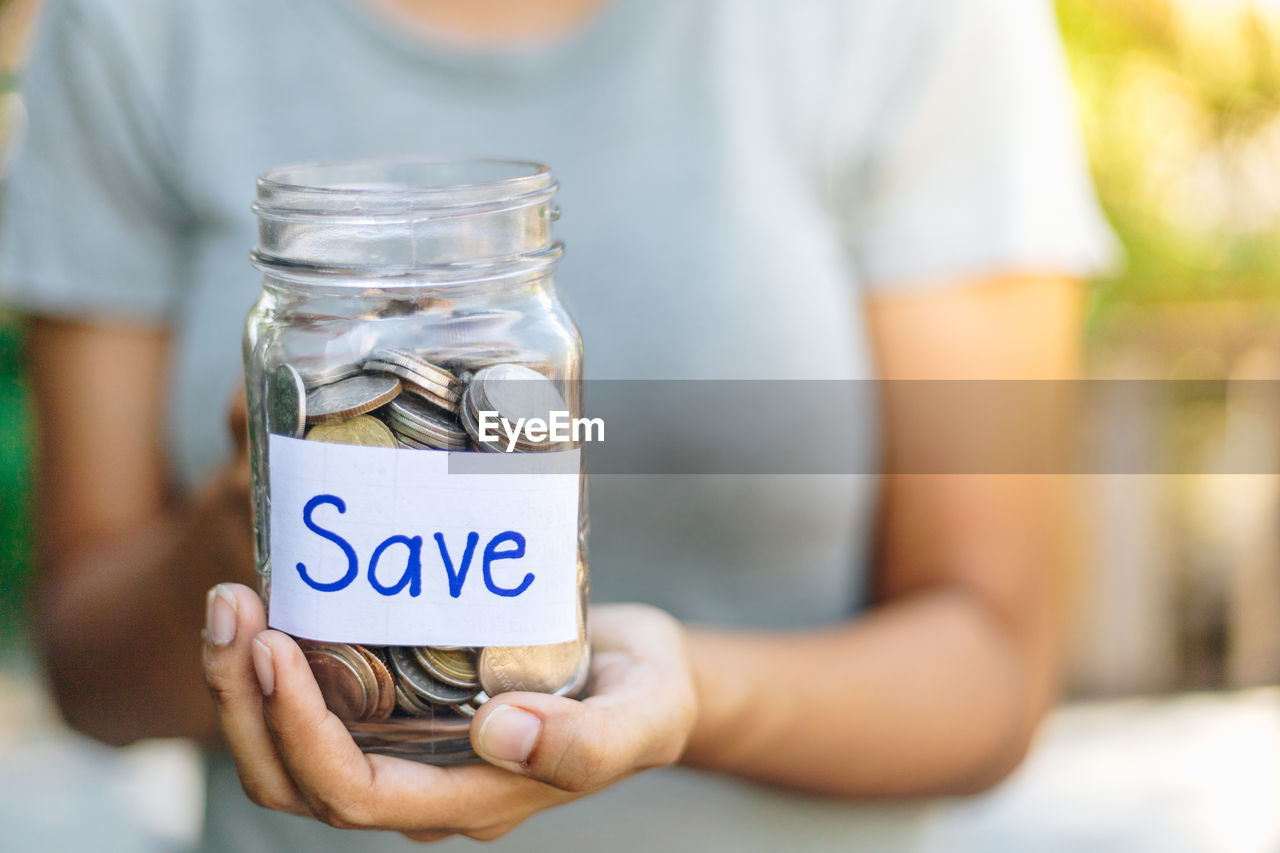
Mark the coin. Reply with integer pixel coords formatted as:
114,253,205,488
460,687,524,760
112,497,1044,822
268,364,307,438
387,413,468,447
450,691,489,718
458,386,506,452
466,364,569,452
557,655,591,699
424,345,520,379
305,375,402,425
295,359,362,390
305,415,398,448
301,642,377,722
353,645,397,721
393,431,468,452
413,647,479,689
478,641,583,696
369,347,459,393
388,395,468,437
362,360,460,405
394,682,435,716
386,397,470,450
388,646,479,704
472,364,566,419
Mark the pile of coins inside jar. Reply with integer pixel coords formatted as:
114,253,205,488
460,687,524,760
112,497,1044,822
265,346,587,755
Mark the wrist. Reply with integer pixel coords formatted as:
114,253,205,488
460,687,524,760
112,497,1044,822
678,628,756,771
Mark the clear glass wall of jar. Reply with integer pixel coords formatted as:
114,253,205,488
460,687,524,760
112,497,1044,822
243,160,589,765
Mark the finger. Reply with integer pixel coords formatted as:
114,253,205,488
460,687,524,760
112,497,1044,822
202,584,309,815
254,631,568,832
251,630,377,826
471,605,698,792
401,830,456,843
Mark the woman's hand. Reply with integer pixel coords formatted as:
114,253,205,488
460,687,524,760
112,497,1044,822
202,588,698,842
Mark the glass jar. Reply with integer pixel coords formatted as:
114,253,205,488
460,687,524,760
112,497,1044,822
242,159,589,765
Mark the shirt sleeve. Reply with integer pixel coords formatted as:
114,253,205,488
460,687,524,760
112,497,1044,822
0,0,191,323
836,0,1120,290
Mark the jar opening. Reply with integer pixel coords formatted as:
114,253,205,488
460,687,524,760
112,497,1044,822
255,158,555,216
252,158,562,283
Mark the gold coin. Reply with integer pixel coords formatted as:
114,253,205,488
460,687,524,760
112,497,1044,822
478,641,583,696
305,415,398,448
414,647,479,689
353,645,397,721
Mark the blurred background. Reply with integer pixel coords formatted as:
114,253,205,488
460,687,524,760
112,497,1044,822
3,0,1280,850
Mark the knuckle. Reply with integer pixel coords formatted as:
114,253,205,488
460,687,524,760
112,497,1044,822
550,736,609,793
203,669,241,710
243,784,295,815
464,822,518,842
310,794,369,830
651,735,685,769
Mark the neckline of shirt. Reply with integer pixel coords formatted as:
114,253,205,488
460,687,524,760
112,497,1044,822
320,0,643,80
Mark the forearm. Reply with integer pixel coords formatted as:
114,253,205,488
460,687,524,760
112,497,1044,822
34,468,254,746
681,587,1053,797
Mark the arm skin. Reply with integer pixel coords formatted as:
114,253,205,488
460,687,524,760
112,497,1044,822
29,317,255,746
680,274,1082,796
36,272,1079,799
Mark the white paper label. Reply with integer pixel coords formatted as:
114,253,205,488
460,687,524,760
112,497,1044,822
267,435,581,646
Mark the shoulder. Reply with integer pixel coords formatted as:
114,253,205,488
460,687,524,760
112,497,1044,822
687,0,958,103
31,0,272,72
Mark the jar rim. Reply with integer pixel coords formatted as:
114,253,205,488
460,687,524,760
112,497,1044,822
251,157,562,283
256,157,554,211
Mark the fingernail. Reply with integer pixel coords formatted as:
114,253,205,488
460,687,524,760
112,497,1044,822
476,705,541,764
207,585,237,646
251,638,275,696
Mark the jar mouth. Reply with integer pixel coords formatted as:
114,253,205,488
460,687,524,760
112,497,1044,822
252,158,563,283
255,158,556,218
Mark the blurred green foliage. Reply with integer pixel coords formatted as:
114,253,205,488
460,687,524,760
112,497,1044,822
0,313,29,634
0,0,32,634
1059,0,1280,312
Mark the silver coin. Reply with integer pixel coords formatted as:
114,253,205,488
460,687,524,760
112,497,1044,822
469,364,569,452
296,360,362,390
395,434,433,451
388,396,468,439
472,364,566,422
369,346,459,393
400,385,461,415
478,641,583,696
388,646,479,704
449,691,489,718
387,416,469,449
459,385,506,452
391,428,469,452
362,360,460,405
305,374,401,424
268,364,307,438
394,682,436,717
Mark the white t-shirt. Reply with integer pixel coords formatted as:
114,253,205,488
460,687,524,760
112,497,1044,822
0,0,1115,849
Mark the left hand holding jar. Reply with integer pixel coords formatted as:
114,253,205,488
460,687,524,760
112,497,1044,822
203,590,697,842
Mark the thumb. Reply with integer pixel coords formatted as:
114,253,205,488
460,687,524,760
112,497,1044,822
471,692,657,793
